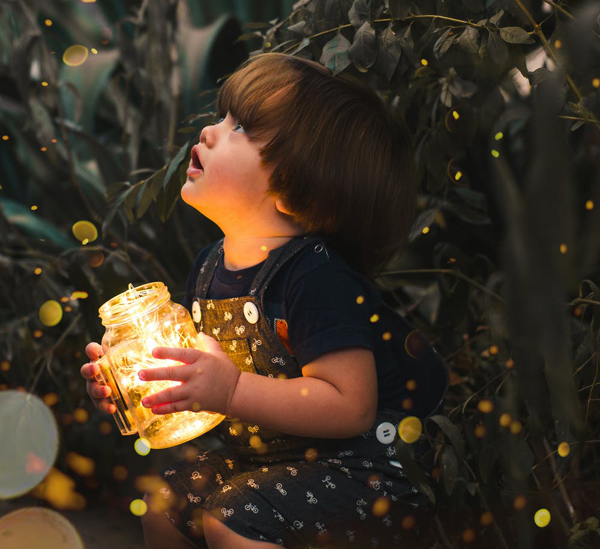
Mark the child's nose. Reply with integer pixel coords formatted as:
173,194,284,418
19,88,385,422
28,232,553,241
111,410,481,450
199,125,214,147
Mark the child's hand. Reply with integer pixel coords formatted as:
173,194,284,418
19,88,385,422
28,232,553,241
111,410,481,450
138,333,241,416
79,342,117,414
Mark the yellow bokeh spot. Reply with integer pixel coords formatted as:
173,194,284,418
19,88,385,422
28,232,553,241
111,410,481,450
45,19,53,26
510,421,523,434
51,138,57,143
499,413,512,427
73,408,89,423
2,135,9,141
489,345,499,355
421,58,428,66
305,447,318,462
99,421,112,435
495,132,504,140
300,387,308,397
30,467,86,510
82,0,98,3
554,39,562,49
534,508,551,528
422,226,430,234
34,267,42,275
462,528,477,543
249,435,263,449
31,205,38,210
478,400,494,413
481,511,494,526
370,314,380,323
454,171,463,181
398,416,422,444
372,496,390,517
585,200,594,210
72,220,98,243
41,81,49,87
91,48,98,54
63,45,89,67
592,78,600,88
1,360,10,372
452,110,460,120
39,300,63,327
356,295,365,304
260,245,267,251
559,243,568,254
382,332,392,341
558,442,570,457
406,379,417,391
401,515,416,530
33,329,43,338
491,149,500,158
66,451,95,476
474,425,486,438
112,465,128,481
43,392,58,406
130,498,148,516
60,296,69,303
134,438,151,456
506,358,515,368
70,291,89,300
401,398,413,410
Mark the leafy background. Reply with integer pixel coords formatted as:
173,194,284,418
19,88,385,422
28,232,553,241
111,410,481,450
1,0,600,547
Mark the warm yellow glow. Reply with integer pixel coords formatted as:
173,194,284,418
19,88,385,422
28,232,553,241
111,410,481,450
559,243,568,254
514,495,527,510
66,452,95,476
398,416,422,444
534,508,551,528
554,39,562,49
71,291,89,300
73,408,89,423
454,171,463,181
462,529,477,543
586,200,594,210
34,267,42,275
510,421,523,434
51,138,57,143
489,345,499,355
63,45,89,67
422,226,430,234
260,245,267,251
91,48,98,54
474,425,486,438
82,0,98,3
33,329,43,338
134,438,151,456
505,358,515,368
382,332,392,341
491,149,500,158
130,499,148,516
406,379,417,391
421,58,428,66
593,78,600,88
558,442,570,457
370,314,379,323
452,110,460,120
1,361,10,372
2,135,9,141
72,220,98,243
41,81,49,87
30,467,86,510
356,295,365,304
31,205,38,210
300,387,308,397
477,400,494,413
499,413,512,427
495,132,504,140
44,392,58,405
44,19,53,26
480,511,493,526
39,300,63,326
401,515,416,530
372,496,390,517
99,421,112,435
112,465,128,481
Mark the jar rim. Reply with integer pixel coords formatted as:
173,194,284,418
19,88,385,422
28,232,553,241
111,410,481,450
99,282,170,326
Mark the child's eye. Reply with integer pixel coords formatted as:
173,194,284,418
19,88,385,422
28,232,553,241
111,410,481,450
233,123,246,134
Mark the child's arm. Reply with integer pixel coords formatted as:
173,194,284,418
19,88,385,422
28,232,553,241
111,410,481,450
140,333,378,439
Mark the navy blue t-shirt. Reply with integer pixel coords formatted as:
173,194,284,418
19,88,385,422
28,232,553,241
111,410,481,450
182,240,447,414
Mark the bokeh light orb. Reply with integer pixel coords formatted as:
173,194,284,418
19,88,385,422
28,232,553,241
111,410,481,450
134,437,151,456
72,220,98,243
534,508,551,528
62,45,89,67
0,507,84,549
39,300,63,327
398,416,422,444
130,498,148,516
0,391,59,498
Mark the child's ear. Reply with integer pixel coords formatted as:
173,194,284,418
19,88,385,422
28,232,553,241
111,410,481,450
275,197,293,216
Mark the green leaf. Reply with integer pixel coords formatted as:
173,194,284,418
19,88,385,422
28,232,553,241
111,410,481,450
287,21,306,34
349,0,369,28
242,22,271,30
499,26,535,44
320,33,352,75
288,37,310,56
488,9,504,26
529,67,552,85
395,441,436,505
136,166,167,219
408,209,437,242
428,415,464,460
387,0,412,19
162,141,192,191
433,28,455,59
349,21,377,72
379,24,403,81
487,30,508,65
478,442,500,482
123,183,143,224
440,445,458,495
458,26,480,53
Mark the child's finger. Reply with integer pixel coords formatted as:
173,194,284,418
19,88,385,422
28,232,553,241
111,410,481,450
80,362,99,380
85,342,103,361
140,385,186,409
98,400,117,415
151,347,202,364
196,332,223,354
138,365,193,383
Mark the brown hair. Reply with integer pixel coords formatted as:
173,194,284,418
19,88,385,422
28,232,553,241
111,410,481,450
217,53,417,278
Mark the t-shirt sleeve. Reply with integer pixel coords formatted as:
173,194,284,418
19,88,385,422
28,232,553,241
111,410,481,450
284,262,382,367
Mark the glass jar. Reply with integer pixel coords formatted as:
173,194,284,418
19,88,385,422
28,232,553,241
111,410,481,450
95,282,224,449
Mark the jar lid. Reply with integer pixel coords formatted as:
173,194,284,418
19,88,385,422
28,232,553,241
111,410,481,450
99,282,170,326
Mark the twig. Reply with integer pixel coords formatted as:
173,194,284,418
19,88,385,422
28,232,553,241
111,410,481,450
543,438,578,525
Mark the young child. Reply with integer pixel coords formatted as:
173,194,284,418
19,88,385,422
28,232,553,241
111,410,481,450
81,53,447,549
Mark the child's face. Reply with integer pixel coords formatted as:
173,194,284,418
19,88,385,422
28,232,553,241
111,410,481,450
181,112,274,230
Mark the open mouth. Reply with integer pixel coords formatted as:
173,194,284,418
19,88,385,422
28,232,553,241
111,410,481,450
187,147,204,177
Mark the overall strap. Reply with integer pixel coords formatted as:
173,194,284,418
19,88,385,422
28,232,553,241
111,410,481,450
248,235,322,299
194,238,224,298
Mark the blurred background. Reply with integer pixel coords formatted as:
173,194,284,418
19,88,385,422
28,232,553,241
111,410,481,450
1,0,599,547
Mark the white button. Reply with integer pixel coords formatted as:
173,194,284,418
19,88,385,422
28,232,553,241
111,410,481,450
375,422,396,445
389,460,403,469
243,302,259,324
192,300,202,323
